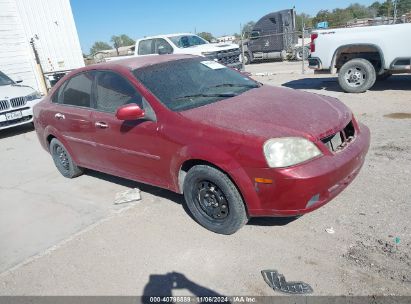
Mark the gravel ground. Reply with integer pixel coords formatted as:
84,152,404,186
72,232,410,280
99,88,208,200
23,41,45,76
0,61,410,297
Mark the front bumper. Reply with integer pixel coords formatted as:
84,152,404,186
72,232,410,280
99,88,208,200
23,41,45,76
245,123,370,217
0,99,42,130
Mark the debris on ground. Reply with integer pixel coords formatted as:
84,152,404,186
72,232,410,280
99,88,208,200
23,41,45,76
261,270,313,294
343,235,411,283
325,227,335,234
114,188,141,205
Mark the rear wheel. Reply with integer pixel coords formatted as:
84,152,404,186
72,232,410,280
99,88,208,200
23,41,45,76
183,165,248,234
50,138,83,178
295,46,309,61
338,58,376,93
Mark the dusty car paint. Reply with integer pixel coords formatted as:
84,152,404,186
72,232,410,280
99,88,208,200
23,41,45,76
34,54,370,218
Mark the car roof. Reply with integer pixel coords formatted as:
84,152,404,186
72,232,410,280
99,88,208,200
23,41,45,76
138,33,194,40
79,54,198,72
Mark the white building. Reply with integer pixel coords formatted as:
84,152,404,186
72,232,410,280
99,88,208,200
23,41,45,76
0,0,84,93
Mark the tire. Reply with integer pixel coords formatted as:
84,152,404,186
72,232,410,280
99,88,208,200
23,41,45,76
243,53,251,65
377,72,392,81
183,165,248,235
338,58,376,93
50,138,84,178
295,47,309,61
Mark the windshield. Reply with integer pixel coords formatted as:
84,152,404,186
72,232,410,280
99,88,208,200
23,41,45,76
133,58,260,112
168,35,207,48
0,71,14,86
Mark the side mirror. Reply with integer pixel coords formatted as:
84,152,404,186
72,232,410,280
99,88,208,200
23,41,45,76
115,103,145,121
15,79,23,83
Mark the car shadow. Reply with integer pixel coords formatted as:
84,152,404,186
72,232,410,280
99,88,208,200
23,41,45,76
141,272,229,303
248,216,299,227
0,123,34,139
85,170,299,229
282,74,411,92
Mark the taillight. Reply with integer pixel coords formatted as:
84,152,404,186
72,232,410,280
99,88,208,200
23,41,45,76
310,33,318,52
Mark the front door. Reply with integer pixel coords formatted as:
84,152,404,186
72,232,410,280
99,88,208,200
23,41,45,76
89,70,168,187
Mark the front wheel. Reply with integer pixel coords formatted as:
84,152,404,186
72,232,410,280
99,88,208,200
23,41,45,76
183,165,248,234
338,58,376,93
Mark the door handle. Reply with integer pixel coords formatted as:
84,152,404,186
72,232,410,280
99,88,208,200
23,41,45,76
55,113,65,120
95,122,108,129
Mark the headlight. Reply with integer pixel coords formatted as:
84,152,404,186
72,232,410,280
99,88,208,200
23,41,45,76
263,137,322,168
26,91,42,101
202,51,218,59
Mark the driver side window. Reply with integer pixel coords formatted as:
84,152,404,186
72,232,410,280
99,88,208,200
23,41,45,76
95,71,142,113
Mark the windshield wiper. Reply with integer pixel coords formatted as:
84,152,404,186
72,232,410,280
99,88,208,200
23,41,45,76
175,93,237,100
208,83,260,89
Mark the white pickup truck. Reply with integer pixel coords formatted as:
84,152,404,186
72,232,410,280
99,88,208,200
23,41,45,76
134,33,242,70
309,23,411,93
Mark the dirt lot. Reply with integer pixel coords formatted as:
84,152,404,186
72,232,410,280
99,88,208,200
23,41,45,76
0,61,410,297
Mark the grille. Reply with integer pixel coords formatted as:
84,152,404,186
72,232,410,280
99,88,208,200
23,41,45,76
10,96,27,108
217,48,241,65
321,121,355,152
0,100,10,111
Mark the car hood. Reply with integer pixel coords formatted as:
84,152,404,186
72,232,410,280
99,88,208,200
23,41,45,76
180,85,352,140
182,43,239,54
0,84,36,100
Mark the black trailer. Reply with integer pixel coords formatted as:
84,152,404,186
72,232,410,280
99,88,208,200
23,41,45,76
242,9,309,64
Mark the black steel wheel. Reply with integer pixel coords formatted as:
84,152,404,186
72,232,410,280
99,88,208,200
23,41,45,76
183,165,248,234
195,180,229,220
50,138,84,178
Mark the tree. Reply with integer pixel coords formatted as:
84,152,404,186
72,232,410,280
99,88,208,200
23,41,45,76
241,21,256,38
197,32,215,42
90,41,111,55
397,0,411,15
296,13,313,30
111,34,136,55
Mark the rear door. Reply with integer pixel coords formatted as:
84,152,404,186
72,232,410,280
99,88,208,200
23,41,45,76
90,70,167,186
49,72,97,166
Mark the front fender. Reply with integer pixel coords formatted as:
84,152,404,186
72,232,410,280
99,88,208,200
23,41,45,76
170,143,261,212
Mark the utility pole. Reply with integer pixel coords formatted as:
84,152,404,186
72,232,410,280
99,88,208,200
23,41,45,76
393,0,398,24
240,23,245,70
302,13,305,75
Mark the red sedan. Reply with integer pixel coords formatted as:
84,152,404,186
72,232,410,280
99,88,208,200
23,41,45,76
33,55,370,234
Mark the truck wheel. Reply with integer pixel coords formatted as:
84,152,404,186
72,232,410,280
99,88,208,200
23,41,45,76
183,165,248,235
295,47,309,61
377,72,392,81
243,53,251,65
338,58,376,93
50,138,84,178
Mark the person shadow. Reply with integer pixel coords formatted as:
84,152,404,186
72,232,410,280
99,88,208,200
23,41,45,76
142,272,230,304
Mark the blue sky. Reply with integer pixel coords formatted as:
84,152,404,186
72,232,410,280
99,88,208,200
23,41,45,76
71,0,377,54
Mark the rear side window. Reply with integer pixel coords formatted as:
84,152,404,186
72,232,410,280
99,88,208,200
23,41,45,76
95,71,142,113
62,72,94,107
51,84,65,103
138,39,153,55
